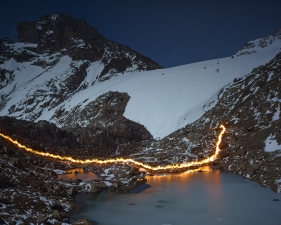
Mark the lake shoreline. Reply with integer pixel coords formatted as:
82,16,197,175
70,167,281,225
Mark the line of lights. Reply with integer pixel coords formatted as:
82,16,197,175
0,125,226,171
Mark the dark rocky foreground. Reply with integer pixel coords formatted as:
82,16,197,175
0,146,146,225
0,116,148,225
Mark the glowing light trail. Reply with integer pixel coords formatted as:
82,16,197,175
0,125,226,171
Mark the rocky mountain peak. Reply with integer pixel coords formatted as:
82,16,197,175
0,13,163,121
17,13,105,59
16,13,163,71
236,27,281,56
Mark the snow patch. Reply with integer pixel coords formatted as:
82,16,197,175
272,108,280,121
264,134,281,152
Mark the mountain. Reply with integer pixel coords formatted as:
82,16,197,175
0,13,280,159
1,15,280,140
36,29,281,138
0,13,162,121
1,13,281,224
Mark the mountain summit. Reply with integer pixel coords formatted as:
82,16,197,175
236,27,281,56
16,13,162,70
0,13,162,121
17,13,105,56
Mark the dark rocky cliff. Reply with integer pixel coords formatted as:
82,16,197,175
53,91,153,157
16,13,163,72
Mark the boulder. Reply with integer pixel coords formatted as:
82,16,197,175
128,167,140,176
52,210,61,220
89,183,99,193
0,198,10,204
218,150,230,158
219,142,228,150
46,186,53,193
9,158,24,170
51,203,63,211
108,182,119,191
112,183,119,188
247,126,254,132
60,211,69,220
95,181,108,189
248,164,259,176
48,170,57,177
68,186,77,196
0,177,15,189
114,171,127,178
6,217,14,225
36,215,48,224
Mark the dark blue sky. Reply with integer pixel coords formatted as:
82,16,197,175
1,0,281,68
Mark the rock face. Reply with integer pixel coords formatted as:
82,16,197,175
0,91,152,157
53,91,152,156
16,13,163,75
17,14,104,58
0,116,81,152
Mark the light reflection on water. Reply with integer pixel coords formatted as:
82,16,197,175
57,168,98,181
70,167,281,225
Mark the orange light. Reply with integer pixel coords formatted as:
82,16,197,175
0,125,226,172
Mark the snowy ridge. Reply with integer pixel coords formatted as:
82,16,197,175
236,28,281,56
38,46,280,138
1,24,281,139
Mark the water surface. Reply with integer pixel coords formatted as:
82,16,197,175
71,167,281,225
57,168,98,181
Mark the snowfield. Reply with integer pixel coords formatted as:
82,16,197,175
37,47,280,138
1,28,281,138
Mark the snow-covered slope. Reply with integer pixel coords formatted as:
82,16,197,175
38,46,280,138
1,22,281,138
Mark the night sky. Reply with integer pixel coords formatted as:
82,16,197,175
1,0,281,68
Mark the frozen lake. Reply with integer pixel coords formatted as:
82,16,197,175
70,167,281,225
